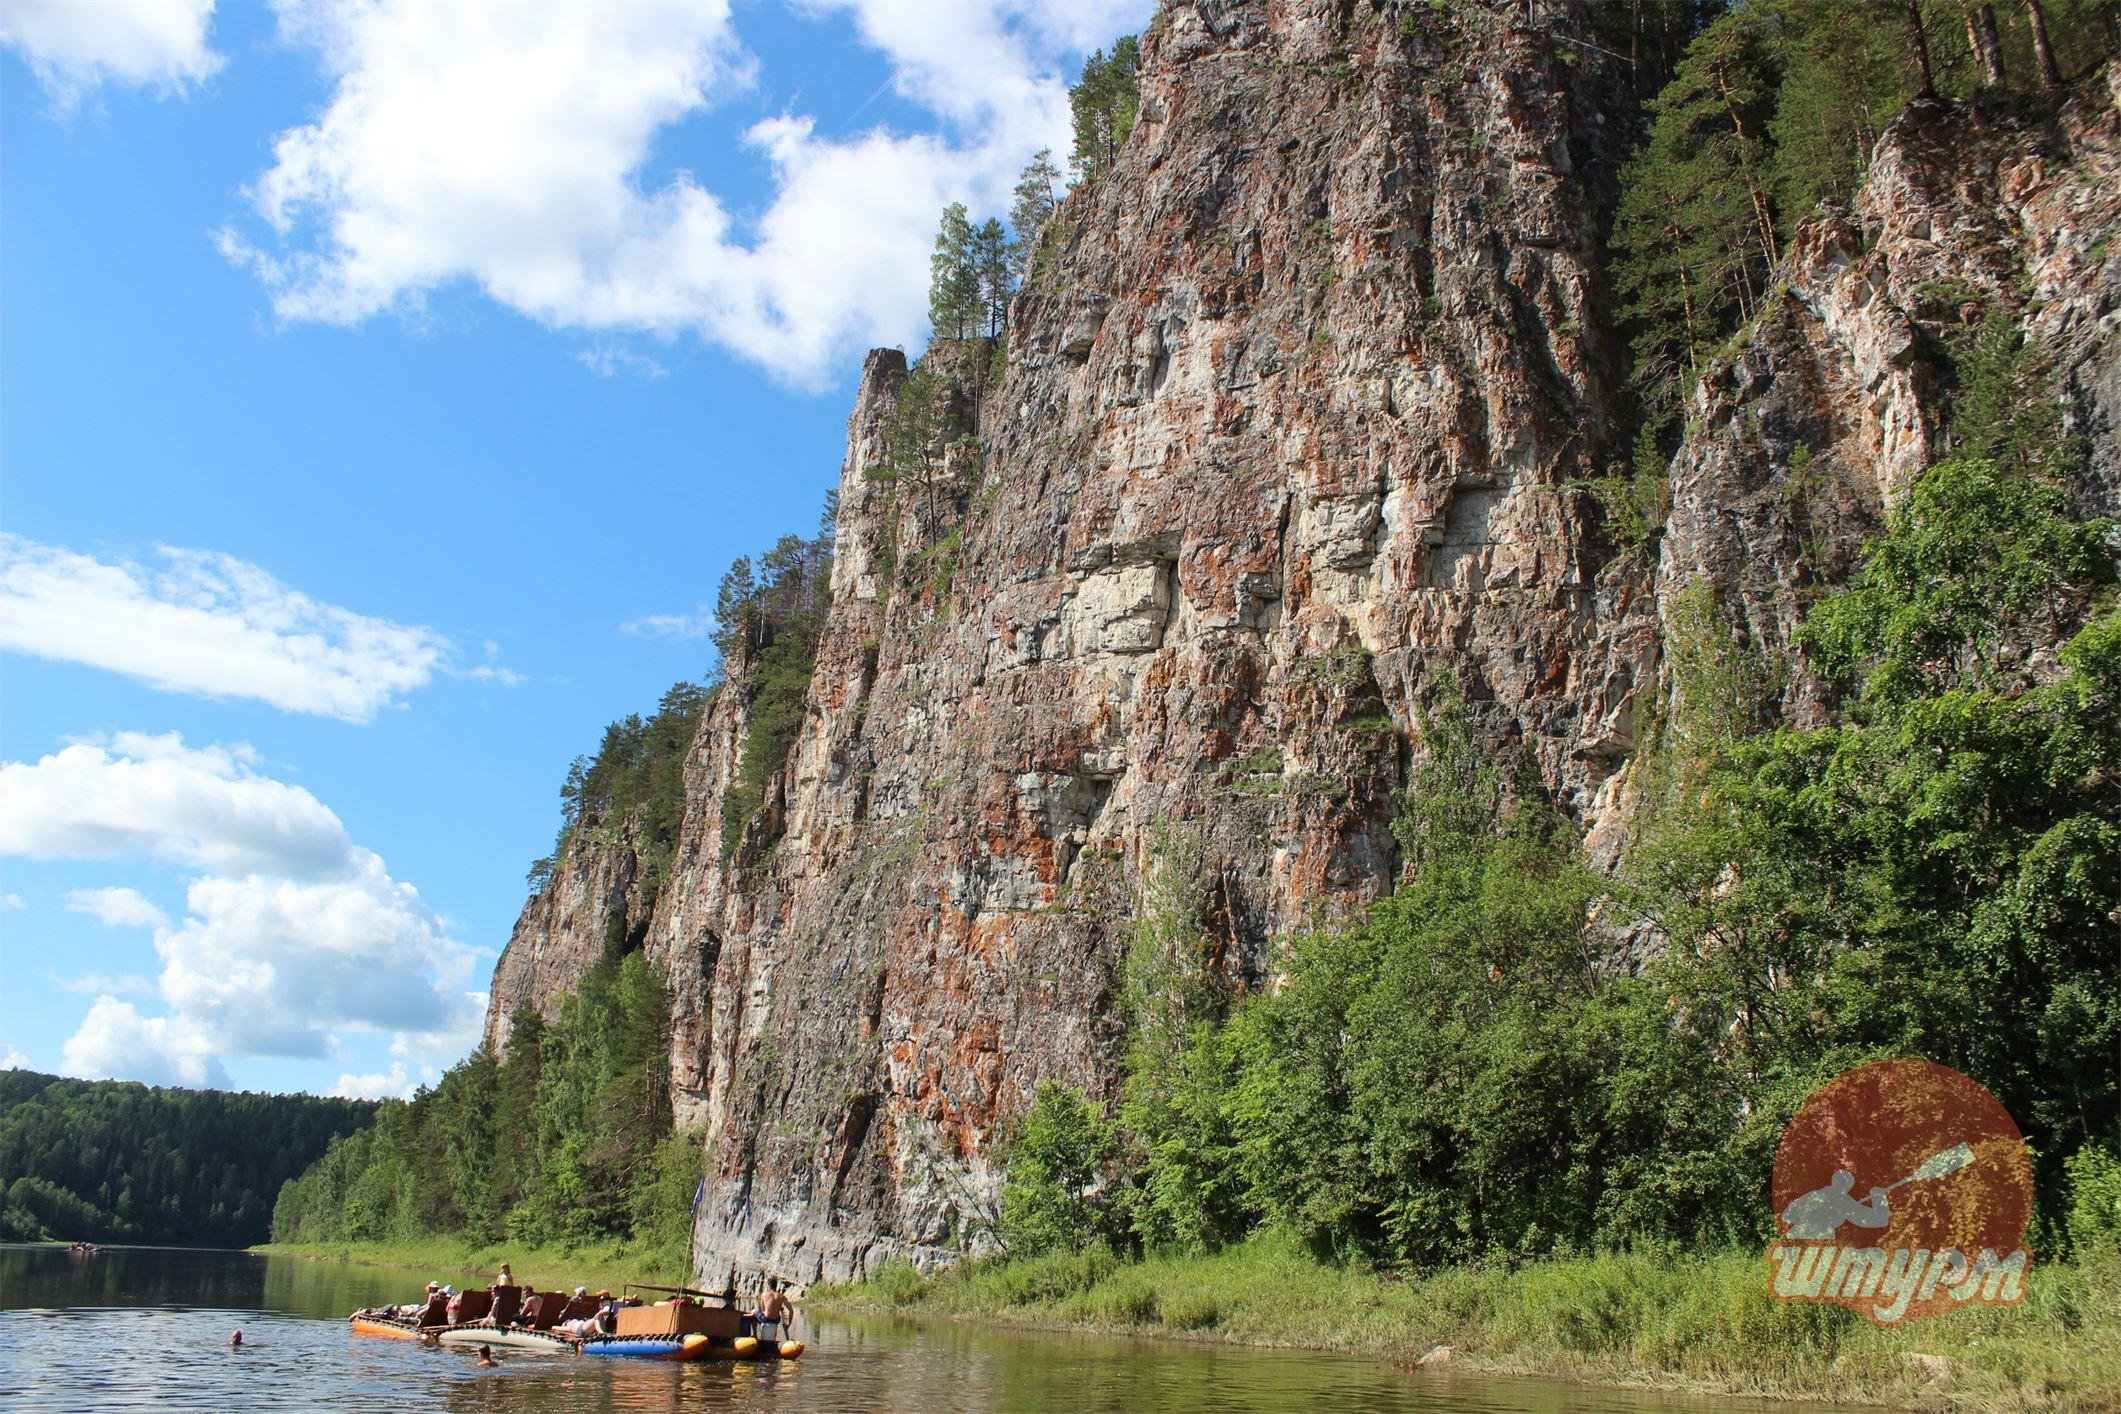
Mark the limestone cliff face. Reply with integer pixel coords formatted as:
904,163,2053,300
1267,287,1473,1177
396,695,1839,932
478,1,2119,1289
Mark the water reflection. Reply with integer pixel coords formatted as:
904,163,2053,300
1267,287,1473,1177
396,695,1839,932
0,1245,1816,1412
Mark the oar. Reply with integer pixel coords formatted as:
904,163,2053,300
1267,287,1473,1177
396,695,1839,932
1881,1142,1975,1193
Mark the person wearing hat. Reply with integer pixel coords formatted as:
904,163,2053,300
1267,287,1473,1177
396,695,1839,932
594,1291,619,1335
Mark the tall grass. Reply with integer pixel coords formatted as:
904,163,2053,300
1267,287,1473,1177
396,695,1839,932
814,1236,2121,1408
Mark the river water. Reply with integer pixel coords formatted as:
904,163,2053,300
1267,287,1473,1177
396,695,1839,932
1,1244,1806,1411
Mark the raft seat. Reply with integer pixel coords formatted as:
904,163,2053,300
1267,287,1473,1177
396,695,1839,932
448,1289,492,1325
417,1294,449,1328
527,1291,569,1330
489,1284,522,1327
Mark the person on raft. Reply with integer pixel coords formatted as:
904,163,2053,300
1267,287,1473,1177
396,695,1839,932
755,1279,795,1340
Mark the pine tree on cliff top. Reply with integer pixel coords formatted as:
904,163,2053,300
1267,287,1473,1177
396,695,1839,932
1008,147,1059,281
928,202,980,341
1069,35,1140,184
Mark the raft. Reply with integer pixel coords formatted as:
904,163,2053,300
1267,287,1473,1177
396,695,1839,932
579,1333,714,1362
435,1325,574,1354
349,1315,428,1341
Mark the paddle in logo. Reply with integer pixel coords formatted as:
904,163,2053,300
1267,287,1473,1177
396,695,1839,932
1769,1058,2033,1325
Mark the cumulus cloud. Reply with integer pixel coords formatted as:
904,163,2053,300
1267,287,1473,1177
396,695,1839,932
0,1043,30,1070
0,0,222,114
61,996,230,1088
222,0,1152,385
155,861,465,1058
332,1062,415,1101
66,885,169,929
0,535,506,721
3,731,480,1087
0,732,353,878
3,892,22,909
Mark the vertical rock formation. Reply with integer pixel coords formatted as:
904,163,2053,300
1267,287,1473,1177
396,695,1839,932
479,1,2117,1287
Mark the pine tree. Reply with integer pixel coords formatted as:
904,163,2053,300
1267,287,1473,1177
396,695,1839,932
712,555,756,657
973,218,1012,337
1765,0,1913,235
1008,148,1060,282
1611,9,1778,411
1069,36,1141,184
928,202,980,341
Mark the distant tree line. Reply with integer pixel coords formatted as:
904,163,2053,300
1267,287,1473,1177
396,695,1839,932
0,1070,376,1247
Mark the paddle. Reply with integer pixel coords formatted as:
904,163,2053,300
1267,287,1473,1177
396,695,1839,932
1881,1142,1975,1193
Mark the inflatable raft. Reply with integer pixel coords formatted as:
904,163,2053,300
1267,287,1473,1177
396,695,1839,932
349,1315,428,1341
434,1325,573,1354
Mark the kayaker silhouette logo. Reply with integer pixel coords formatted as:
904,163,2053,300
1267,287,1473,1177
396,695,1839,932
1769,1059,2032,1325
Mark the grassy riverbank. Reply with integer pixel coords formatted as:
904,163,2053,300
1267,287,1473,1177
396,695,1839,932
813,1235,2121,1409
251,1237,689,1294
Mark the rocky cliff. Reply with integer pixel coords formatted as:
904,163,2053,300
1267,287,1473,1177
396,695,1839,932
482,1,2120,1288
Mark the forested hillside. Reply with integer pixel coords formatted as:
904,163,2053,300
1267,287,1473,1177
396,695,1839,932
0,1070,376,1247
270,956,701,1274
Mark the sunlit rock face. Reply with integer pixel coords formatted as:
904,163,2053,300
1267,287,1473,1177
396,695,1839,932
477,0,2120,1287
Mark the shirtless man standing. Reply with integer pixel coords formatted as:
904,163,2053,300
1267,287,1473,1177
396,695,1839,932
756,1280,795,1340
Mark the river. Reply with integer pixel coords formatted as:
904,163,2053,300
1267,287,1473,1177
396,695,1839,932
1,1244,1811,1411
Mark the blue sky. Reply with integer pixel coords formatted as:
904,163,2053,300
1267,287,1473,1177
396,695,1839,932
0,0,1147,1097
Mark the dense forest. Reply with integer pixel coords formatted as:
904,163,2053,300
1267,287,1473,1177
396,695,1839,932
271,954,701,1270
0,1070,376,1246
996,0,2121,1271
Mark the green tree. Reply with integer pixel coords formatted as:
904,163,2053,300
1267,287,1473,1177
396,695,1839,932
1069,36,1140,184
1008,147,1060,282
973,217,1012,338
1611,8,1779,410
999,1082,1120,1255
928,202,980,340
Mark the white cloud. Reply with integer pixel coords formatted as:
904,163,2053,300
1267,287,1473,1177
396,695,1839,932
0,1043,30,1070
332,1062,415,1101
576,343,669,380
155,860,466,1058
622,607,713,639
49,971,155,997
0,0,222,115
0,732,353,878
67,885,169,929
2,730,480,1086
0,535,488,722
61,996,229,1088
2,892,22,909
223,0,1153,386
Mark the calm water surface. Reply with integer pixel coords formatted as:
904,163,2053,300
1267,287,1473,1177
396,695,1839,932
1,1245,1812,1411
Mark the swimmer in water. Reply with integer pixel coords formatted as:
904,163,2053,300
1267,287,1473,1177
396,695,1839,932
229,1330,243,1348
475,1344,498,1368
